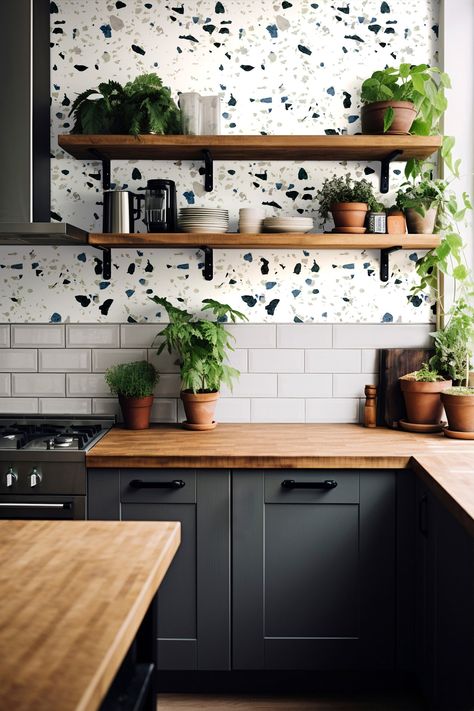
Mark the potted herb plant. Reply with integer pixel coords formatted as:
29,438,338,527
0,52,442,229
69,73,182,136
396,175,447,234
105,360,159,430
441,387,474,435
360,63,449,135
399,362,451,428
315,173,379,232
151,296,248,430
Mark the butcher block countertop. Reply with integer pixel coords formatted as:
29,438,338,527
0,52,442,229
0,520,180,711
87,423,474,535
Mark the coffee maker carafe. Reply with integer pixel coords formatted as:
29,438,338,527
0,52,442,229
144,179,177,233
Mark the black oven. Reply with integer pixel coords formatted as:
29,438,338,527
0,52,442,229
0,495,85,519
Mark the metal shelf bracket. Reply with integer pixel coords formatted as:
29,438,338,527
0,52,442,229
90,149,111,190
200,246,214,281
95,246,112,280
202,149,213,192
380,150,403,194
380,246,401,282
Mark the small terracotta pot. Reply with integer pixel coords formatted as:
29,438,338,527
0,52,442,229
361,100,417,135
400,378,452,424
441,392,474,432
181,390,219,427
119,394,154,430
405,207,437,234
331,202,368,230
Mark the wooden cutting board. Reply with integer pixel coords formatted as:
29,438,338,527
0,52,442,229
378,348,434,428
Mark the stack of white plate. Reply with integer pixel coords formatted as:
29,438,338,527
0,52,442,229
179,208,229,233
263,216,314,233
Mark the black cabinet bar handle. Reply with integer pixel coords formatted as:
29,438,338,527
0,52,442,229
129,479,185,490
281,479,338,490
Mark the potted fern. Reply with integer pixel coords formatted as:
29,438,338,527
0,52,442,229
151,296,247,430
105,360,159,430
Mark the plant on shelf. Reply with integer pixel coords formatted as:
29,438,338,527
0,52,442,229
360,63,449,135
315,173,380,233
396,174,448,234
69,73,182,136
105,360,159,430
399,362,451,428
151,296,248,430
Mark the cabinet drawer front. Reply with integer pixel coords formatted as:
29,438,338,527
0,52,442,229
120,469,196,503
264,470,359,504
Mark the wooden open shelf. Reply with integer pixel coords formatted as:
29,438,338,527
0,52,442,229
59,134,442,162
88,232,440,250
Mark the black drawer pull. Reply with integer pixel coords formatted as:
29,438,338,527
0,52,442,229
281,479,338,490
129,479,185,490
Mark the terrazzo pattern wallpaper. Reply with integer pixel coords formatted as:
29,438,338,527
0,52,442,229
2,0,440,323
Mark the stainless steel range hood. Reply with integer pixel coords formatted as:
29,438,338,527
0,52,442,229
0,0,87,243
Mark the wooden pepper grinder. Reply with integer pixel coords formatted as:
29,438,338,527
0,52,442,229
364,384,377,428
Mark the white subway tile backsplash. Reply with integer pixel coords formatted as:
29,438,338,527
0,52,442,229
0,350,37,372
39,349,91,373
12,373,65,397
148,347,180,374
226,324,276,348
66,324,119,348
155,374,181,397
67,374,109,397
305,349,361,373
333,324,433,349
306,398,360,423
151,398,177,423
361,349,379,373
277,324,332,349
0,326,10,347
121,324,161,348
92,398,120,417
0,397,38,414
333,373,379,399
251,398,305,423
39,398,91,414
11,325,64,348
92,349,147,372
278,374,332,398
216,398,251,423
225,349,248,373
221,373,277,398
0,374,11,396
249,349,304,373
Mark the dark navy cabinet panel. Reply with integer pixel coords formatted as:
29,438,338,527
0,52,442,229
233,469,396,671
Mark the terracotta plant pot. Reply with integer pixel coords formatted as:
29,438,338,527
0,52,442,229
331,202,368,231
181,390,219,429
441,391,474,432
399,378,452,424
361,100,417,135
119,394,154,430
405,207,437,234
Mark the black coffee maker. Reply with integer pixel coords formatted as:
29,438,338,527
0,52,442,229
144,179,178,232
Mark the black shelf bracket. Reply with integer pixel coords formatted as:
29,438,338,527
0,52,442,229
380,246,401,282
200,246,214,280
202,149,213,192
95,246,112,280
379,150,402,194
90,149,111,190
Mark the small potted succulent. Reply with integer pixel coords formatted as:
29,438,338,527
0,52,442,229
105,360,159,430
396,176,447,234
151,296,247,430
315,173,379,232
399,362,451,427
360,63,449,135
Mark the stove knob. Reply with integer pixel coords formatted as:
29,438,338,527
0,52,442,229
29,468,42,487
5,467,17,487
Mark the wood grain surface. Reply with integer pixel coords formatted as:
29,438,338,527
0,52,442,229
0,520,180,711
158,693,422,710
58,134,442,162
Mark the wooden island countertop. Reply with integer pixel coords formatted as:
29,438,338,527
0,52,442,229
0,520,180,711
87,423,474,535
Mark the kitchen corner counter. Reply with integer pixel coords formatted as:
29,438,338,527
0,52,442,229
0,520,180,711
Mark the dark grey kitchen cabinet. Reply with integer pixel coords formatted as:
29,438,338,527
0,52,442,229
87,468,231,672
232,469,397,670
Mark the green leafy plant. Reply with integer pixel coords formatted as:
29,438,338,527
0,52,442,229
444,387,474,396
315,173,379,221
428,301,474,385
105,360,159,398
151,297,248,393
412,362,444,382
396,176,447,220
360,63,449,134
69,73,181,136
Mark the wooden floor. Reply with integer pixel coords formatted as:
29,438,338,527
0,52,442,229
158,693,424,710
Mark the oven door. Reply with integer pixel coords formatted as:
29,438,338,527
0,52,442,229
0,495,86,520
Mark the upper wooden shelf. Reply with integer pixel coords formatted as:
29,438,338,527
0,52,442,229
59,134,442,162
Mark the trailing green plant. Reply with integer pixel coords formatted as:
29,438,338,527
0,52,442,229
105,360,159,398
69,73,181,135
315,173,379,222
151,297,248,393
360,63,449,134
396,176,448,220
428,301,474,385
413,362,444,382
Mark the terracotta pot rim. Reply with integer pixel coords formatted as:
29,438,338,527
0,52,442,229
331,202,369,211
400,379,451,393
181,390,220,402
441,392,474,404
118,394,154,405
362,100,417,112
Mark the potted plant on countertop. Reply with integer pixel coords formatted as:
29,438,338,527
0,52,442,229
399,362,452,432
360,63,449,135
69,73,182,135
105,360,159,430
315,173,380,233
151,296,248,430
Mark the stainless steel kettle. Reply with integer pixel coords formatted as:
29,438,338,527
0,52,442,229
102,190,144,233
